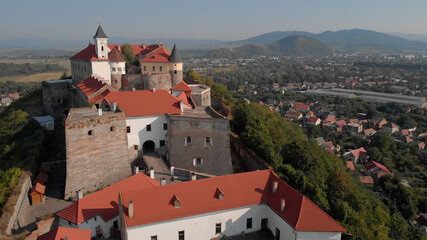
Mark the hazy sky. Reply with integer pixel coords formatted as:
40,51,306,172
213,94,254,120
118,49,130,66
1,0,427,41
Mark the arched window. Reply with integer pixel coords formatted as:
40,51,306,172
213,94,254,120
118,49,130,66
112,67,116,72
101,46,104,51
118,67,122,71
174,70,177,74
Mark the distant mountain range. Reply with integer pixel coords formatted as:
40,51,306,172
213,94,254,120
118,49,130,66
206,36,331,58
2,29,427,56
230,29,427,51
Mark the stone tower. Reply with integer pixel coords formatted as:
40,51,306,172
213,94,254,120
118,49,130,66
169,44,183,87
64,108,132,199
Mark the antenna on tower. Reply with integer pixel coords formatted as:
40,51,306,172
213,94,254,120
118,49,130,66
97,17,101,25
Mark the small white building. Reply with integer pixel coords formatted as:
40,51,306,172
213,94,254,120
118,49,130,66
102,89,190,153
33,115,55,131
118,170,346,240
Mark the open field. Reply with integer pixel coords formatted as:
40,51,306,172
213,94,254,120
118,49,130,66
0,72,68,83
0,58,70,82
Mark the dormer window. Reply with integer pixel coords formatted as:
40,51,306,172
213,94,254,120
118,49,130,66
215,188,224,200
171,194,181,208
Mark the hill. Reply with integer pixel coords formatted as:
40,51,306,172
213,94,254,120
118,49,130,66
205,35,331,58
230,29,427,51
269,35,331,56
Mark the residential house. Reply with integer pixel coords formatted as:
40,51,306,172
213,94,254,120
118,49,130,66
363,128,377,137
381,122,399,134
364,161,390,176
359,176,374,185
345,147,368,164
346,122,363,134
305,116,321,126
285,109,302,121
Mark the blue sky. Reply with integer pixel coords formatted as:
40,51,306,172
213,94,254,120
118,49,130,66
1,0,427,41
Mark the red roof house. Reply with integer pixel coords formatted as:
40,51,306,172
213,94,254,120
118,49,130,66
359,176,374,185
365,161,390,176
30,183,46,204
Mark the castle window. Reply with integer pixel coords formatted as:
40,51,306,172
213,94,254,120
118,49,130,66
163,123,167,130
193,157,203,166
247,218,252,229
126,126,131,133
215,223,222,234
185,136,191,146
151,236,157,240
160,140,165,147
152,66,156,71
205,137,212,146
110,126,115,132
178,230,184,240
159,66,163,72
174,70,177,74
112,67,116,72
146,124,151,131
134,145,139,150
143,66,146,71
88,130,94,136
118,67,122,71
101,46,104,51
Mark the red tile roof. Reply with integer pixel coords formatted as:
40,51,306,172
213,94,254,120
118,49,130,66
351,147,367,158
77,77,106,97
140,46,171,63
36,227,91,240
88,89,111,103
30,183,46,195
70,45,105,61
306,116,319,123
335,120,347,127
108,47,125,62
364,128,376,135
295,102,309,110
346,161,356,171
365,161,390,173
103,90,182,117
121,170,346,232
359,176,374,184
57,173,159,225
71,44,165,61
172,81,192,92
175,92,191,107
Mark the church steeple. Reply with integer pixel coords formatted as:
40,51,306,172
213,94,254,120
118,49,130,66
93,25,108,59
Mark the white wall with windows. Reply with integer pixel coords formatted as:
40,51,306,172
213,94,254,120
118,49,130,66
122,204,342,240
126,115,168,152
110,61,126,75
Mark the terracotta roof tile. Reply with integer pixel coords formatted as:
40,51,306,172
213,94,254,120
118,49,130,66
121,170,346,232
140,46,171,63
30,183,46,195
346,161,356,171
365,161,390,173
172,81,192,92
36,227,91,240
104,90,182,117
108,47,125,62
57,173,159,225
359,176,374,184
77,77,106,97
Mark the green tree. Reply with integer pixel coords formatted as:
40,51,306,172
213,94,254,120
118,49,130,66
121,43,138,69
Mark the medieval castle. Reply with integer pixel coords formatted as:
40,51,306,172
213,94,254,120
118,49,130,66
43,25,232,199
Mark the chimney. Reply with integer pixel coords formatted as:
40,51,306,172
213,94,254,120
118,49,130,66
132,87,136,92
98,108,102,116
150,167,155,179
180,100,184,113
280,198,286,211
76,190,83,200
170,166,175,176
272,180,278,193
190,172,197,181
128,201,134,219
152,87,156,92
160,178,166,185
133,166,139,175
118,45,121,51
111,102,117,111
